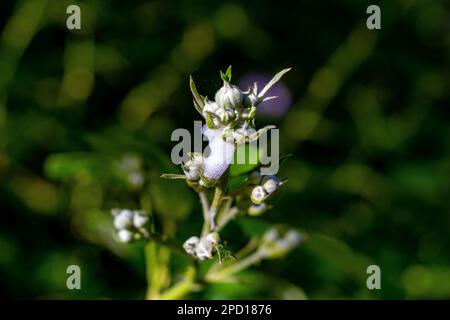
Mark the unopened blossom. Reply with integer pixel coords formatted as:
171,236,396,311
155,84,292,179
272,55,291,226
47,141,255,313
114,209,133,230
133,212,149,228
182,153,203,181
251,185,268,204
262,176,283,194
215,81,243,109
118,229,133,243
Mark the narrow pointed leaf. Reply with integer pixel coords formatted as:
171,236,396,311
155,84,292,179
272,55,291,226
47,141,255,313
258,68,291,98
193,99,203,116
189,75,204,110
225,65,232,82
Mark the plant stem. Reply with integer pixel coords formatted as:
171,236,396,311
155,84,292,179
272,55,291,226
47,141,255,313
199,190,210,236
216,206,238,232
158,267,197,300
205,249,264,282
208,186,223,232
145,241,158,299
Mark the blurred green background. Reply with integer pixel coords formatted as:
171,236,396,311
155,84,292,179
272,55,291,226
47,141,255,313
0,0,449,299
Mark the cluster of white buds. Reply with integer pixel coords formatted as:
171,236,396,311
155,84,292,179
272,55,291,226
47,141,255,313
259,228,303,259
111,209,150,243
183,232,220,260
159,66,292,262
182,152,203,182
178,66,291,188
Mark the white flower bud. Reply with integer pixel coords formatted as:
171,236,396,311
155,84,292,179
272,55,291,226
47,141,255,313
248,203,268,216
183,154,203,181
215,82,242,109
262,228,279,244
203,101,220,115
114,209,133,230
205,232,220,245
195,237,213,260
284,230,303,247
118,229,133,243
251,186,268,204
263,178,279,194
183,236,200,256
133,212,149,228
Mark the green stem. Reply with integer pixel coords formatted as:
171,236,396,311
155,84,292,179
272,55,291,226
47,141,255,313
205,249,264,282
144,241,158,299
199,190,210,236
158,267,197,300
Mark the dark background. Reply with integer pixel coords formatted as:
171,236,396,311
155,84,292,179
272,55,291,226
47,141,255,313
0,0,449,299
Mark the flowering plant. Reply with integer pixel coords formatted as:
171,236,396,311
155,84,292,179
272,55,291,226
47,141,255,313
111,66,303,299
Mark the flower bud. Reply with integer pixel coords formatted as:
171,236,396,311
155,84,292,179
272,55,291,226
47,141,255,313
118,229,133,243
262,228,279,244
251,186,268,204
114,209,133,230
196,237,213,260
262,177,281,194
183,236,200,256
133,212,149,228
215,82,242,109
205,232,220,245
283,230,303,247
248,203,268,216
260,229,303,259
183,154,203,181
202,101,222,127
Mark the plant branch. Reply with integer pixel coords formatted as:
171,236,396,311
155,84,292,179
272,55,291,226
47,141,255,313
208,186,223,232
199,190,210,236
205,249,264,282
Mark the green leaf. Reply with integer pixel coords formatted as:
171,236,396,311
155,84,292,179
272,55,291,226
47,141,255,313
258,67,291,98
205,112,218,128
227,175,247,192
193,99,203,116
225,65,232,81
220,65,232,82
230,144,259,176
160,173,187,180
